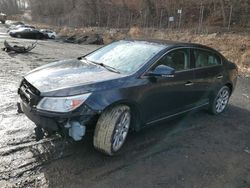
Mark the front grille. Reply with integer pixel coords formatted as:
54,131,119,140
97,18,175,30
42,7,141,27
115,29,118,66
18,79,41,106
22,79,40,96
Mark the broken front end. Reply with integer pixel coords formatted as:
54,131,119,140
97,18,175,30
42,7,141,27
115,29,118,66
17,79,99,141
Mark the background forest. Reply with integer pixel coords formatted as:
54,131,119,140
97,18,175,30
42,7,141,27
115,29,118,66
0,0,250,29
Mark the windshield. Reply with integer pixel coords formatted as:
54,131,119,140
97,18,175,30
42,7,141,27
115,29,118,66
85,40,166,74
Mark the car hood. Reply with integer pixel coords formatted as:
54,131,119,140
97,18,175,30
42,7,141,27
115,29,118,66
24,59,126,96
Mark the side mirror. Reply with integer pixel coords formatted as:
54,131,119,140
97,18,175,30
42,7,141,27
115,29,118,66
146,65,175,78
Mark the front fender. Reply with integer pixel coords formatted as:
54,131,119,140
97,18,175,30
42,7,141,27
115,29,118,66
85,88,142,131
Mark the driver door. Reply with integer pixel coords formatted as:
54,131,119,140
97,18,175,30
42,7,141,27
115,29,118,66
139,48,196,124
23,29,31,38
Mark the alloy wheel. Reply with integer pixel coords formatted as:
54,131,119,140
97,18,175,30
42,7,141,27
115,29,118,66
112,110,131,152
215,88,230,113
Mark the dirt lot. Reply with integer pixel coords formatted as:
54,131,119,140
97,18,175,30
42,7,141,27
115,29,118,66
0,24,250,188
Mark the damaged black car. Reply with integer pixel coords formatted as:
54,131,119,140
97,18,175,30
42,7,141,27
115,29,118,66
17,39,238,155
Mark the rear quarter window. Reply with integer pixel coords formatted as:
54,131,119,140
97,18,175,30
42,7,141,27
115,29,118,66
194,49,221,68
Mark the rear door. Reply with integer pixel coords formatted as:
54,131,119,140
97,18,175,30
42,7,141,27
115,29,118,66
192,48,224,104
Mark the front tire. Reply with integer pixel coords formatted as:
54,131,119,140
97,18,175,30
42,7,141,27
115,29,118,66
93,105,131,156
209,86,230,115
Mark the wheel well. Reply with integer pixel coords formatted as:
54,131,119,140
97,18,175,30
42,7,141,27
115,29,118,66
103,101,141,131
225,83,233,95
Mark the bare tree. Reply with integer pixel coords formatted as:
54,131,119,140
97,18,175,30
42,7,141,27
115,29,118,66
0,0,20,15
219,0,227,26
18,0,250,28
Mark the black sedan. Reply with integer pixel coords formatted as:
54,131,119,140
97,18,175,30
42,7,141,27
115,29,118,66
9,28,45,39
17,40,238,155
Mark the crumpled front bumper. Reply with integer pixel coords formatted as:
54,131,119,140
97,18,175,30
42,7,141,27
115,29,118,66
18,100,98,132
17,78,99,140
18,101,59,131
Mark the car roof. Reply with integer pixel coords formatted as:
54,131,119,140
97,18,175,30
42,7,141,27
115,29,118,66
124,39,217,52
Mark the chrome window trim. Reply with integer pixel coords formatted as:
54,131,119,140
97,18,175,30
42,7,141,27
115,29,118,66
141,46,223,78
192,48,222,68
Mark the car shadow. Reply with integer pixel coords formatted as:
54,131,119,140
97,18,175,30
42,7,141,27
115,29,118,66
28,104,250,187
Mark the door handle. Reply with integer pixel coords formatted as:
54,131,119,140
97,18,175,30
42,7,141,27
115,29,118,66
217,75,223,79
185,81,194,86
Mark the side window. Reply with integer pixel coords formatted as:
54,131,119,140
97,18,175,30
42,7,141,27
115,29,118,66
194,49,221,68
154,49,190,71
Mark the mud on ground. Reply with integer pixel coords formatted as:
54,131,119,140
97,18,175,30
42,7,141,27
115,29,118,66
0,24,250,188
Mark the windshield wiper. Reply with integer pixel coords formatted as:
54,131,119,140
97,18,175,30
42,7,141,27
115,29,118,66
97,63,121,74
82,58,121,74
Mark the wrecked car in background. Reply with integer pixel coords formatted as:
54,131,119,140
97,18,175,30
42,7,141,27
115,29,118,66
64,34,104,45
9,28,45,39
17,39,238,156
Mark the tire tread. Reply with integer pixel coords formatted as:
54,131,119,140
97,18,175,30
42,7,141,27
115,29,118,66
93,105,129,155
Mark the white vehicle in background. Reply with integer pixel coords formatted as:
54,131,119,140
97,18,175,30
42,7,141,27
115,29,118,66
40,29,57,39
8,24,35,32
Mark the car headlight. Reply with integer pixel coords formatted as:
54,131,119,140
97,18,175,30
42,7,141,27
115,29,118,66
37,93,91,113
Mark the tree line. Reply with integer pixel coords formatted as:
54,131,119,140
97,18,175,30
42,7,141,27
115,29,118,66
0,0,20,15
1,0,250,28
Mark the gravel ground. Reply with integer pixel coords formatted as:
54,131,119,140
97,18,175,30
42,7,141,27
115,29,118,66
0,24,249,188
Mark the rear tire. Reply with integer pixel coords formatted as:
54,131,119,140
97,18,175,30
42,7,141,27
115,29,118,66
93,105,131,156
209,86,230,115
